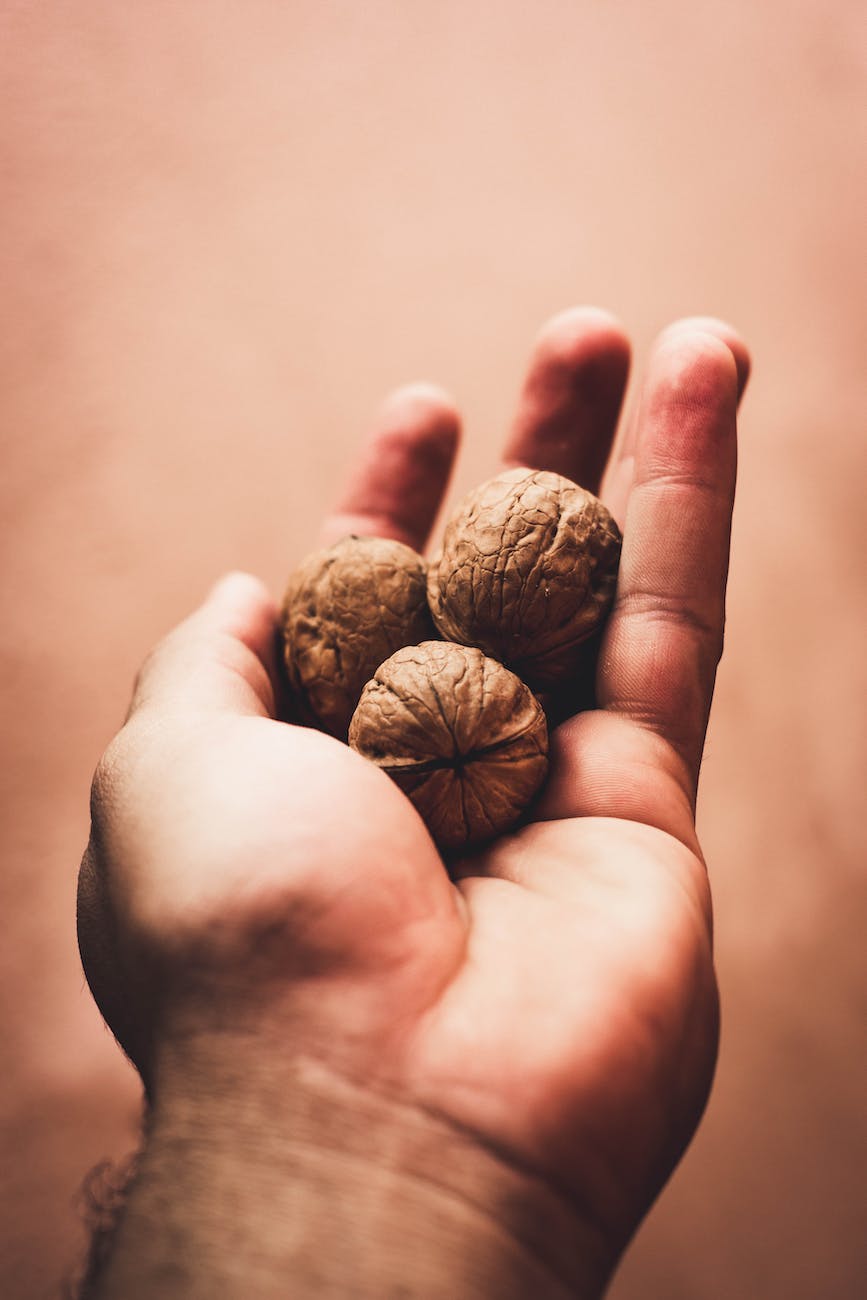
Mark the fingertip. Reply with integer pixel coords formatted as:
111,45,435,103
203,571,279,661
205,570,275,616
380,379,458,415
323,382,462,552
659,317,750,400
506,307,632,492
650,326,740,414
126,571,279,722
532,305,632,373
376,382,462,458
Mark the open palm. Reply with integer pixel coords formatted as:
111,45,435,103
79,309,748,1292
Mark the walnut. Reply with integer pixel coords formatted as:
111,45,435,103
428,467,621,689
348,640,548,850
281,535,436,739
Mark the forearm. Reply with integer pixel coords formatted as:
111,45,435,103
88,1043,613,1299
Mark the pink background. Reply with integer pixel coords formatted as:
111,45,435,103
1,3,865,1295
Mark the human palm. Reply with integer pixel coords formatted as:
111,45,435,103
79,308,748,1285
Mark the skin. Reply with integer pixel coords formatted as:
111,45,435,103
77,308,750,1298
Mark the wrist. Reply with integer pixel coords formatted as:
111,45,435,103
90,1032,616,1299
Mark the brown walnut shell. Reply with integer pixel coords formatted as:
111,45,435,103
348,640,548,851
281,535,436,739
428,468,621,689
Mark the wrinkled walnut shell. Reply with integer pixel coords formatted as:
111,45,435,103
348,641,548,850
281,535,436,739
428,468,621,688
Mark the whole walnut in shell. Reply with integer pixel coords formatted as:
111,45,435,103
348,640,548,850
281,535,436,739
428,468,621,689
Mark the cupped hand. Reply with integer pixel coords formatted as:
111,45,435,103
78,309,748,1288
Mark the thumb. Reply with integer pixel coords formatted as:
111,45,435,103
127,572,280,720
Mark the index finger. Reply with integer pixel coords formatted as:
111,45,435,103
599,327,744,797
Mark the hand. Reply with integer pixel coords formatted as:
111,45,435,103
78,308,749,1298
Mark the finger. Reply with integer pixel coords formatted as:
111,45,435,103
502,306,631,494
319,383,460,552
598,329,741,798
128,572,279,720
604,317,750,526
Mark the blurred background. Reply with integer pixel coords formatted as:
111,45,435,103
1,2,865,1296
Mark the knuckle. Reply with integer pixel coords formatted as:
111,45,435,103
615,586,722,649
